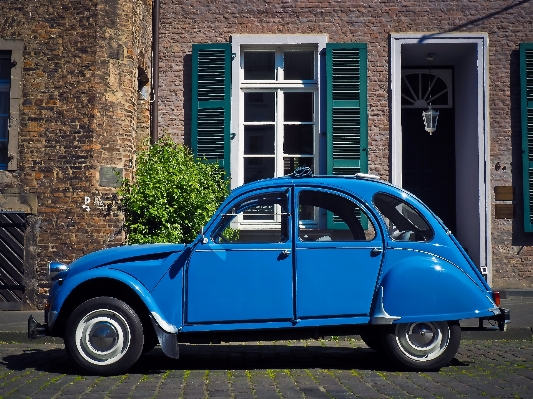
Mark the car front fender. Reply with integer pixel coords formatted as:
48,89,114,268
49,268,178,334
374,250,498,324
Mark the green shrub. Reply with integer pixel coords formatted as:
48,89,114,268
118,137,229,244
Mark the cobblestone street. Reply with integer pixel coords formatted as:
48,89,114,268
0,339,532,398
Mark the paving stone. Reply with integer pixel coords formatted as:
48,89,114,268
1,340,533,398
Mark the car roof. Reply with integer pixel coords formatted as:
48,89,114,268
229,174,403,198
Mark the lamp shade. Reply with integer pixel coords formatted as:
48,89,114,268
422,108,439,134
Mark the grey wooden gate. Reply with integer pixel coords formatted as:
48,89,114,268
0,212,26,310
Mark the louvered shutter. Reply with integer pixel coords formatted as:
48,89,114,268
326,43,368,229
191,43,231,176
521,43,533,232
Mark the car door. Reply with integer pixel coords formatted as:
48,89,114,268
295,187,384,319
185,189,294,324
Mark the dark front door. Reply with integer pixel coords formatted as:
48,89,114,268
0,212,26,310
401,69,456,233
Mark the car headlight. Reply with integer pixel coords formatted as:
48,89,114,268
49,261,69,281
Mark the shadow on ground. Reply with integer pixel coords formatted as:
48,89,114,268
0,343,472,376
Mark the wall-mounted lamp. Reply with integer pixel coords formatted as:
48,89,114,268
422,53,439,135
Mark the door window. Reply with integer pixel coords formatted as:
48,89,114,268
297,190,376,242
212,191,290,243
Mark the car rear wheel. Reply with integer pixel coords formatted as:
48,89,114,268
382,321,460,371
65,297,144,375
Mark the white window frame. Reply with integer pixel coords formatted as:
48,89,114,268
229,35,327,230
230,35,328,193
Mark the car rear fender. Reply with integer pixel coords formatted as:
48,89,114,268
372,251,498,324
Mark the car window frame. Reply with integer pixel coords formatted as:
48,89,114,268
209,188,292,244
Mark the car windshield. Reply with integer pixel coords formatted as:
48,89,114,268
373,193,434,242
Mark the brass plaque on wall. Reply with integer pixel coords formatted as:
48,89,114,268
495,204,514,219
99,166,123,188
494,186,513,201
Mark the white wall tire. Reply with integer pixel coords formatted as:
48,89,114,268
382,321,460,371
65,297,144,375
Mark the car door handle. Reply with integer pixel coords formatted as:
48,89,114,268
370,248,382,257
278,250,291,260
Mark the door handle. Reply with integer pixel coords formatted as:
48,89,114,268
370,248,382,257
278,250,291,260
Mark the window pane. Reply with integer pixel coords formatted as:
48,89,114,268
298,191,376,241
0,54,10,81
0,116,8,140
0,90,9,115
0,140,7,166
284,125,313,155
244,92,275,122
244,157,275,183
213,193,289,242
244,51,275,80
284,51,314,80
244,125,275,155
373,194,434,242
283,157,313,176
284,92,313,122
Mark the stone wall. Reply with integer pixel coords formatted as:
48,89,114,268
158,0,533,288
0,0,152,308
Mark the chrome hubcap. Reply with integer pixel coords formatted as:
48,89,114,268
395,321,450,362
75,309,131,366
89,322,118,352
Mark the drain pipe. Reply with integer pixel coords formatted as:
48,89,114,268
150,0,160,144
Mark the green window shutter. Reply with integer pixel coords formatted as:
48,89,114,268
326,43,368,229
521,43,533,232
191,43,231,176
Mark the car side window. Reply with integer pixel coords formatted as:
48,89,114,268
212,192,289,244
298,190,376,242
373,193,434,242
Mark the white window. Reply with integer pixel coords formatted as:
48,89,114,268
231,35,327,189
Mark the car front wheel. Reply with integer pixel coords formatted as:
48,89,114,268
65,297,144,375
382,321,460,371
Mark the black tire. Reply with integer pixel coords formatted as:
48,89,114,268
381,321,460,371
141,334,159,354
360,329,384,352
65,296,144,375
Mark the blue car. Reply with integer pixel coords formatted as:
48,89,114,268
29,171,509,375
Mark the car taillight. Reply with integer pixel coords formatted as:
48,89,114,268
492,291,501,307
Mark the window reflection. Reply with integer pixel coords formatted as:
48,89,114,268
284,51,314,80
243,51,275,80
298,191,376,242
244,126,275,155
244,158,275,183
244,92,275,122
284,125,313,155
284,92,313,122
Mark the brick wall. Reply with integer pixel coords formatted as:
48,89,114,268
159,0,533,288
0,0,152,308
